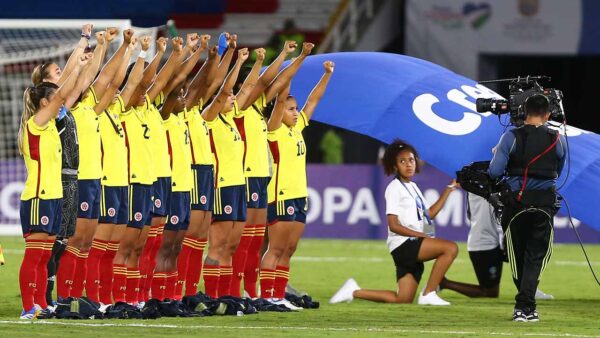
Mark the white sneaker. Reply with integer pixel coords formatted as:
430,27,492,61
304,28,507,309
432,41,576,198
267,298,303,311
418,290,450,306
329,278,361,304
99,303,110,313
535,289,554,300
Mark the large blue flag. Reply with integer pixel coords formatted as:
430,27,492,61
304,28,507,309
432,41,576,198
284,52,600,231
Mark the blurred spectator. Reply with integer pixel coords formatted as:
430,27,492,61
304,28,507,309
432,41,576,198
320,129,343,164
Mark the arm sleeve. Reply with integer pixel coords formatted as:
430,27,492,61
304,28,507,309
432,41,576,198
488,132,515,179
385,184,405,216
297,111,309,132
557,134,567,176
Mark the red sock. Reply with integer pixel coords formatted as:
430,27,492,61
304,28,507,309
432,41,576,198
85,239,108,302
165,271,178,300
139,226,158,301
125,267,141,304
274,265,290,298
231,225,254,297
176,237,193,299
70,250,89,298
141,224,163,301
218,266,233,297
33,240,53,308
151,272,167,301
19,239,45,310
184,238,207,296
56,245,79,299
244,224,266,298
203,265,220,298
98,241,118,304
112,264,127,303
259,268,276,299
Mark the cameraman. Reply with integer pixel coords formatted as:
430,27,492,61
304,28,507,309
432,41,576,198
488,94,566,322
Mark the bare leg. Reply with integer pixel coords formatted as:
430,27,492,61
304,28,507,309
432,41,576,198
353,274,418,303
417,238,459,294
261,221,293,270
440,277,499,298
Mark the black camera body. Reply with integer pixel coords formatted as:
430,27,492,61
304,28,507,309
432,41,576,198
475,76,565,126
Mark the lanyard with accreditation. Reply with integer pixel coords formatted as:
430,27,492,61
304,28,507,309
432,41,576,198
397,177,435,236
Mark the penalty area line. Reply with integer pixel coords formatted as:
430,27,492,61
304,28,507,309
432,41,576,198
0,321,599,337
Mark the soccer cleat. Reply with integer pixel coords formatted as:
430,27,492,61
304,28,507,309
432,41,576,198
535,289,554,300
19,307,39,320
329,278,361,304
418,290,450,306
512,308,528,322
267,298,303,311
526,309,540,322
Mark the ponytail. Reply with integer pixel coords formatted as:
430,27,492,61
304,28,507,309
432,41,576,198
18,82,59,155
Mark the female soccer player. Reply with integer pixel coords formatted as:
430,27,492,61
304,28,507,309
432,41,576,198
84,35,152,305
112,36,185,305
30,24,114,307
18,53,92,319
228,40,308,298
175,45,219,298
201,44,250,298
260,59,332,310
330,139,460,305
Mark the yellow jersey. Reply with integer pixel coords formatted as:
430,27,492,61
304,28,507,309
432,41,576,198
146,93,171,179
99,95,128,187
267,111,309,203
234,94,270,178
71,87,102,180
120,99,153,185
206,101,245,188
164,112,193,192
21,118,63,200
183,103,213,166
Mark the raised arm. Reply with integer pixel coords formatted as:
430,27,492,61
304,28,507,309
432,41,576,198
236,48,265,109
185,45,218,109
162,33,207,97
267,84,290,131
92,28,130,100
57,23,92,86
63,31,108,108
202,33,237,104
146,36,185,102
120,37,150,107
202,48,249,121
242,41,296,110
301,61,334,121
36,54,92,126
264,42,314,103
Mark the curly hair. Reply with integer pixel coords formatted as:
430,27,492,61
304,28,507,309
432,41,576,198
381,139,422,176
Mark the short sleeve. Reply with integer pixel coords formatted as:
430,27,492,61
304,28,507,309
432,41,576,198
82,87,98,106
267,124,288,141
296,111,309,132
27,117,49,134
385,183,403,216
107,95,125,116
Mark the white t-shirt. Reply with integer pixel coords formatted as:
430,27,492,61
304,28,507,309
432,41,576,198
466,193,503,252
385,178,429,252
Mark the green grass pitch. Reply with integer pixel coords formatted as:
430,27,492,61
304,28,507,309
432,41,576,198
1,236,599,337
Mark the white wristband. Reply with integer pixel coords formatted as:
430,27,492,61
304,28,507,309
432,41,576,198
139,50,147,59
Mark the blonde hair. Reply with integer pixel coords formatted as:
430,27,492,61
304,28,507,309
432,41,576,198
18,83,58,154
31,63,53,86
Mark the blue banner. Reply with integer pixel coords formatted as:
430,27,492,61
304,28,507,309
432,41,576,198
286,52,600,231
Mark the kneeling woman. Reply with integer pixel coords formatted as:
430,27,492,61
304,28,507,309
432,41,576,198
330,140,460,305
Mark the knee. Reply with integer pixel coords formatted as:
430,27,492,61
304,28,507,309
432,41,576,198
446,242,459,258
284,244,298,258
266,245,285,259
172,243,183,257
227,241,240,255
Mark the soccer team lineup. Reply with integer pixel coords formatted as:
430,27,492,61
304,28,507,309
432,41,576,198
2,21,599,336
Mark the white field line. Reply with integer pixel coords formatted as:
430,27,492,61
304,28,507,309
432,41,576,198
1,249,599,266
0,320,599,337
